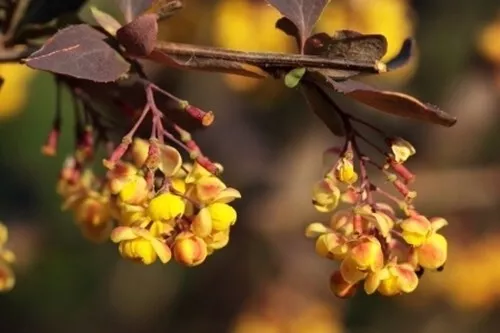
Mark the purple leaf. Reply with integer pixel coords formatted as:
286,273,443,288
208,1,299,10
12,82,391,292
305,30,387,63
266,0,330,49
116,0,153,23
326,77,457,127
25,25,130,83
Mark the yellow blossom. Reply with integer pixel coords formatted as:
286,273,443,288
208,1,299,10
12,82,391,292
400,216,448,270
368,263,419,296
207,202,237,231
347,236,385,272
147,192,185,221
391,137,416,163
118,175,149,205
312,178,341,213
74,196,113,242
111,226,171,265
334,158,358,185
315,233,348,260
173,232,208,266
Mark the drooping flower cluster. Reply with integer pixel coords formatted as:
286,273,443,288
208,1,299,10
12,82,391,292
0,222,16,292
306,137,448,298
57,138,240,266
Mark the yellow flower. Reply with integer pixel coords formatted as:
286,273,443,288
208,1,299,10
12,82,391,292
111,226,172,265
147,192,185,221
312,178,341,213
207,202,237,231
347,236,385,272
315,232,348,260
390,137,416,163
334,158,358,185
400,216,448,270
130,138,183,175
205,229,230,254
0,64,36,120
0,222,15,292
173,232,208,266
0,260,15,292
74,196,113,243
365,263,419,296
118,175,149,205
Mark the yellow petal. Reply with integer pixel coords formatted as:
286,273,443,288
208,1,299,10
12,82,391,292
207,203,237,231
191,207,213,237
148,193,186,221
349,236,384,272
390,137,416,163
213,187,242,204
159,144,183,176
305,222,330,238
391,263,419,293
149,238,172,264
417,233,447,270
312,178,341,213
430,217,448,232
119,175,148,205
195,176,226,203
340,257,367,284
130,138,149,168
0,260,15,292
0,223,8,245
110,226,138,243
315,233,345,260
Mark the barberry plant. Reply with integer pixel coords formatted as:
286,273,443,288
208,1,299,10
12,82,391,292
0,0,456,297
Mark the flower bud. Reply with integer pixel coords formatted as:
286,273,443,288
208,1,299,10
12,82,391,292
173,232,208,266
334,158,358,185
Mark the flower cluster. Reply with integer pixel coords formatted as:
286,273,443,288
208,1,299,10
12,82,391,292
306,136,448,298
0,222,16,292
57,138,240,266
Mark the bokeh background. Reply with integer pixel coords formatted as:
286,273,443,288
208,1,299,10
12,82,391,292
1,0,500,332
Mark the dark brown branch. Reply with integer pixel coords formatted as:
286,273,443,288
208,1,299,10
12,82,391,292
152,41,386,73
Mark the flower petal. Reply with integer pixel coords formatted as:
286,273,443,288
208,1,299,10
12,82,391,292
213,187,241,204
391,263,419,293
110,226,138,242
195,176,226,203
150,238,172,264
340,257,367,284
159,144,182,176
305,222,330,238
330,270,357,299
417,233,447,270
0,260,15,292
430,217,448,232
191,207,213,237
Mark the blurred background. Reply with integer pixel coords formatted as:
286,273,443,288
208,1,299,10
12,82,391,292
1,0,500,332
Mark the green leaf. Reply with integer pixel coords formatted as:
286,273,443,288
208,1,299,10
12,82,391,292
284,67,306,88
90,6,122,36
